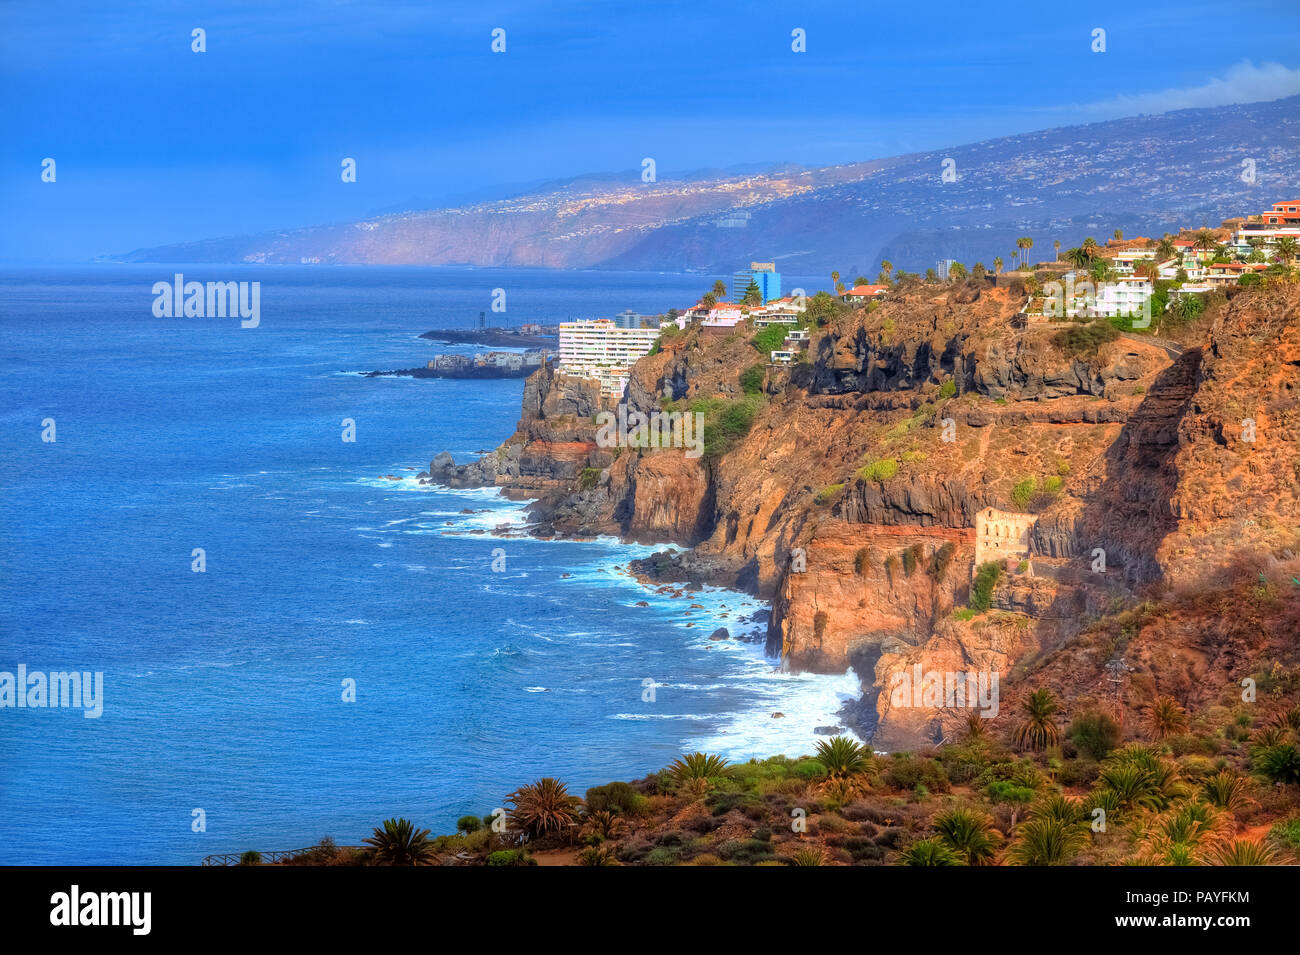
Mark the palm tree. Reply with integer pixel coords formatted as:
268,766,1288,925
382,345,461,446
701,291,717,309
1156,234,1177,262
993,256,1004,275
668,752,728,783
1013,688,1061,752
790,846,827,866
711,279,727,299
1213,840,1275,866
1114,229,1124,241
1053,239,1061,259
1201,772,1255,812
830,270,840,289
1255,742,1300,785
1019,236,1034,266
880,259,893,278
363,818,435,865
1065,247,1090,269
1176,294,1204,322
578,844,620,865
505,778,582,841
1098,745,1186,812
1274,236,1298,268
1006,816,1087,865
814,735,872,778
948,262,968,281
900,837,963,866
1193,229,1217,253
1031,793,1087,825
583,809,624,840
933,807,998,865
963,709,989,740
1081,237,1099,259
1136,801,1233,865
1148,695,1188,740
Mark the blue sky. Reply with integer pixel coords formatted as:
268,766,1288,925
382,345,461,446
3,0,1299,261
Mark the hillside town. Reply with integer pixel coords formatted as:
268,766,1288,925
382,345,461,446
553,200,1300,396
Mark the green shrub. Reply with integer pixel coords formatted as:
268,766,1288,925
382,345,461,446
1053,320,1119,357
578,467,601,490
1011,478,1037,509
1043,475,1063,495
986,780,1037,806
1067,710,1122,760
487,849,536,866
456,815,482,835
751,323,794,353
929,542,956,580
938,378,957,399
792,758,828,780
857,458,899,482
739,363,766,395
815,483,844,505
693,394,764,458
644,846,682,866
586,781,644,816
970,562,1003,612
1269,817,1300,850
883,753,950,793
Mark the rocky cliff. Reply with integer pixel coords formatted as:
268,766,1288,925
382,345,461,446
422,279,1300,747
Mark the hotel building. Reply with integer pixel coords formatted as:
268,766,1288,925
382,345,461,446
557,319,660,397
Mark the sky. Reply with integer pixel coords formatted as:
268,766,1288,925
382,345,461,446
2,0,1299,261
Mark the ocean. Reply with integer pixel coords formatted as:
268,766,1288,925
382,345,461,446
0,265,859,864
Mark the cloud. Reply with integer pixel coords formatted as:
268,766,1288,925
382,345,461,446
1077,60,1300,117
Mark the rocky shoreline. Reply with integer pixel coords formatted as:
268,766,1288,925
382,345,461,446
413,279,1300,748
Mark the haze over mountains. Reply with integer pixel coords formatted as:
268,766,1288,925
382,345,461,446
118,96,1300,276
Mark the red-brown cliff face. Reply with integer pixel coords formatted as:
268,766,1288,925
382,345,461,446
424,280,1300,746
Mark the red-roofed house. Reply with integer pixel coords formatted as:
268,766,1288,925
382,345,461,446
839,284,889,304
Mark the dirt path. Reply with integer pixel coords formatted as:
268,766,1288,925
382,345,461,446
531,848,580,866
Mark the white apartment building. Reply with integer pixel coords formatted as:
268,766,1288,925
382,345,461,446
557,319,660,397
1093,277,1153,319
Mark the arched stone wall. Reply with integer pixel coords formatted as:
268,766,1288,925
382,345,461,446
974,506,1034,566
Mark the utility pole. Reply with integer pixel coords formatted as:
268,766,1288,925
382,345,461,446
1105,656,1128,727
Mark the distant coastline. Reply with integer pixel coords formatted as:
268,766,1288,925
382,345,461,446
364,364,539,380
419,328,555,348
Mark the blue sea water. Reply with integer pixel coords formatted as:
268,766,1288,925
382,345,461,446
0,265,859,864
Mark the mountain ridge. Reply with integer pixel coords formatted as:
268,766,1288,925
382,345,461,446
116,96,1300,275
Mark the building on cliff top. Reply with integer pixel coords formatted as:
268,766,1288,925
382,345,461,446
557,319,659,397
